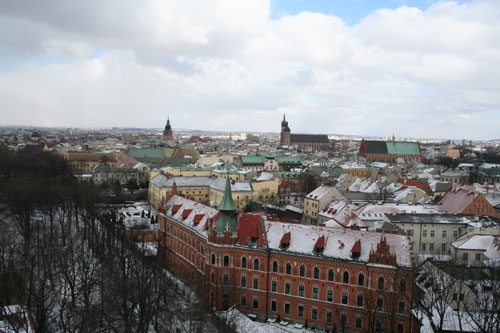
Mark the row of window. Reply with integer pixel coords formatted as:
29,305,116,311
241,296,405,332
410,229,459,238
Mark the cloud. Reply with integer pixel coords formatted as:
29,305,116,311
0,0,499,139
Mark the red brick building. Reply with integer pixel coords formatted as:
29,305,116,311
158,176,418,332
280,115,331,150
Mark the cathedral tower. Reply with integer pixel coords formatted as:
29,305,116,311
280,114,291,145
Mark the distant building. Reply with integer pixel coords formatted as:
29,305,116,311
359,138,422,163
279,115,330,149
162,118,173,144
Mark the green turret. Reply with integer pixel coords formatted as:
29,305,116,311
216,171,238,234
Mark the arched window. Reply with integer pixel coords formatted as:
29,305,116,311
300,265,306,277
313,267,320,279
376,297,384,312
254,258,259,271
358,273,365,286
223,255,229,267
343,271,349,284
400,279,407,292
272,261,278,273
241,257,247,268
378,277,385,290
211,254,215,265
328,269,334,282
286,263,291,275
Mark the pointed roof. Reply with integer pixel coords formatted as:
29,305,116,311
218,171,237,212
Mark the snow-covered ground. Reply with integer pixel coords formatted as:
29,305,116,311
119,201,158,230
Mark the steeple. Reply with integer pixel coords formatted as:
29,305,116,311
216,166,238,234
163,117,173,143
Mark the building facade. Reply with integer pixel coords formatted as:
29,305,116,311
157,175,418,332
279,115,330,150
359,138,422,163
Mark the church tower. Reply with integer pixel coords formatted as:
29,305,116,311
280,114,291,145
162,118,173,144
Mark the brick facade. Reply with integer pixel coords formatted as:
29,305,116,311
158,190,418,332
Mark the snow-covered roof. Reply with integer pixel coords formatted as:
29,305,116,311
163,195,220,236
264,221,412,267
209,177,252,192
451,234,500,260
358,203,439,219
306,185,333,200
150,174,214,188
254,172,274,181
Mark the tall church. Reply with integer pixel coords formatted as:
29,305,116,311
162,118,173,144
279,114,330,149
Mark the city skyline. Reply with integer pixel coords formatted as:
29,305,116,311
1,0,499,140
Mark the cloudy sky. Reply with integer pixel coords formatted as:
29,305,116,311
1,0,499,140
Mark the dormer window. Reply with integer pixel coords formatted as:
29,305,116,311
314,235,325,255
279,232,291,250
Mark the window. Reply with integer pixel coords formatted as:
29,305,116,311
253,297,259,309
409,229,414,237
241,257,247,268
343,271,349,284
459,293,464,301
300,265,306,277
240,295,246,306
298,305,304,318
397,323,404,333
442,230,447,238
284,303,290,314
312,308,318,320
452,293,457,301
357,293,364,307
476,253,481,261
430,230,435,237
358,273,365,286
430,243,434,251
223,255,229,267
378,277,385,290
312,286,319,299
286,263,291,275
423,230,427,237
285,282,291,295
271,300,277,312
211,271,214,283
340,313,347,327
328,269,334,281
223,274,229,285
211,254,216,265
453,230,458,238
313,267,320,279
442,243,446,252
253,276,259,290
375,320,382,332
254,258,259,271
422,243,426,251
398,300,406,314
327,288,333,302
272,261,278,273
298,284,305,297
271,280,277,292
376,297,384,311
356,316,363,329
463,252,469,261
241,275,247,288
326,310,332,323
400,279,407,293
342,290,348,304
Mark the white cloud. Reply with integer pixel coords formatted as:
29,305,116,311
0,0,499,139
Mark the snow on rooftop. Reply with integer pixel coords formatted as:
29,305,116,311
254,172,274,181
264,221,412,267
358,203,438,218
164,195,220,236
306,185,332,199
209,177,252,192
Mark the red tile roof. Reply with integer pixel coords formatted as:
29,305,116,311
351,239,361,253
172,204,182,214
193,214,204,223
280,232,291,245
237,214,267,248
314,235,325,249
182,209,193,218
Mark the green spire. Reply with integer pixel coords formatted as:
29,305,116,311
216,170,238,234
218,173,237,212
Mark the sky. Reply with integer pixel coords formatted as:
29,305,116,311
0,0,499,140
